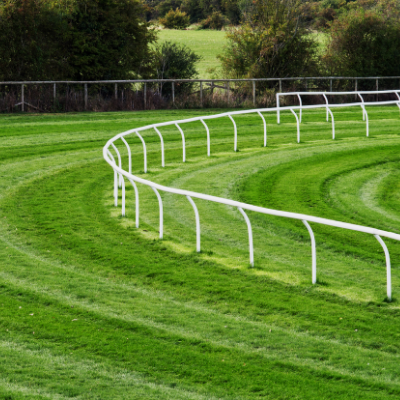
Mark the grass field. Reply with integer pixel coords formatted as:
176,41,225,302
2,105,400,399
157,29,227,78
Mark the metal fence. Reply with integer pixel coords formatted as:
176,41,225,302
104,95,400,300
2,76,400,113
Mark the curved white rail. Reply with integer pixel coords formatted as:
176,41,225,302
104,99,400,300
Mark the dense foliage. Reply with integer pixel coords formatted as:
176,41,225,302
0,0,156,81
219,0,318,78
144,0,240,26
323,8,400,77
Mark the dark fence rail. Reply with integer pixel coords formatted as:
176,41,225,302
2,76,400,113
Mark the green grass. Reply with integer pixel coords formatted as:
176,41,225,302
2,106,400,398
157,29,227,78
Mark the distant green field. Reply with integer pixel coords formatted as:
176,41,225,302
2,106,400,399
157,29,227,78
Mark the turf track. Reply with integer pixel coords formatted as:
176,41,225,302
1,106,400,399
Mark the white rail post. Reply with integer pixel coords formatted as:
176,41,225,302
290,108,300,143
151,187,163,239
127,178,139,228
375,235,391,301
327,108,335,139
394,91,400,111
121,177,126,216
120,137,132,174
186,196,200,252
200,119,211,156
302,220,317,284
228,114,238,152
297,94,303,123
364,108,369,137
153,127,165,167
322,93,329,122
238,207,254,267
277,93,281,124
175,123,186,162
134,131,148,172
257,111,267,147
107,150,119,207
111,143,123,187
357,93,366,121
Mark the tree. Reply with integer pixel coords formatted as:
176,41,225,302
323,8,400,77
0,0,70,81
153,41,201,96
0,0,156,81
218,0,318,78
67,0,156,80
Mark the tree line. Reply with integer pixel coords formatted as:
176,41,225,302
1,0,400,82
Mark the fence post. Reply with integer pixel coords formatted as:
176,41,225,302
172,81,175,104
252,80,256,106
53,83,56,103
115,84,117,100
305,79,308,91
144,83,147,110
84,83,88,110
279,79,282,93
200,81,203,107
227,81,230,105
376,78,379,91
330,79,333,92
355,78,358,92
21,84,24,112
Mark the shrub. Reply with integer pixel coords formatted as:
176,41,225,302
153,41,201,96
160,8,190,29
199,11,227,30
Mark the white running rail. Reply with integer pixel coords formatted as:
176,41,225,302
104,99,400,301
277,90,400,128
